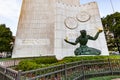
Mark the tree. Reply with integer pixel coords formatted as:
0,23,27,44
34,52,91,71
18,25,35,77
0,24,13,53
102,12,120,53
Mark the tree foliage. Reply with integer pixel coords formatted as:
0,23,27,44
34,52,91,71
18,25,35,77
102,12,120,52
102,12,120,37
0,24,13,53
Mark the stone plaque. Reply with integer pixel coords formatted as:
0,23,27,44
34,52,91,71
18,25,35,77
19,39,50,45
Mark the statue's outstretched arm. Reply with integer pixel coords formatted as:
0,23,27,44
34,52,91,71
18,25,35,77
88,30,103,40
64,38,79,45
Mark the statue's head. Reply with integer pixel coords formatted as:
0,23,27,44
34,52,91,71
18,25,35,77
80,30,86,37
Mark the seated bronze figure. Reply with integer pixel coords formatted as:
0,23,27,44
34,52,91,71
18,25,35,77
64,29,103,55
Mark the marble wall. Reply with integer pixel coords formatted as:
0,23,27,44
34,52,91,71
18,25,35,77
55,2,109,59
12,0,56,58
57,0,80,5
12,0,109,58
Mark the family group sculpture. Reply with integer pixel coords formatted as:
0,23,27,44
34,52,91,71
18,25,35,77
64,29,103,55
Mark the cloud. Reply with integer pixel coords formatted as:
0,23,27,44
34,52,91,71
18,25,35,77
0,0,22,35
0,0,22,21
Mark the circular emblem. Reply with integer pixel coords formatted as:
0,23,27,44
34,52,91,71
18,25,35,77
76,11,90,22
64,17,78,30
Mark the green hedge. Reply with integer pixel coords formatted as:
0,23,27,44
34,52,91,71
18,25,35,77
63,55,120,62
32,57,58,64
16,55,120,71
16,56,58,71
16,60,39,71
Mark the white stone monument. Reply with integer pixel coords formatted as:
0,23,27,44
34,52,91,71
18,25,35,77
12,0,109,58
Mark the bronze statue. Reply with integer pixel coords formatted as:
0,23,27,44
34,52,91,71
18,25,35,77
64,29,103,55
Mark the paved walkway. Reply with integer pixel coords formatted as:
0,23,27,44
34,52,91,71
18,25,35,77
112,78,120,80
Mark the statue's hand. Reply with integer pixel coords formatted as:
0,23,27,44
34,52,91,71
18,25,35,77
64,39,68,43
98,29,103,33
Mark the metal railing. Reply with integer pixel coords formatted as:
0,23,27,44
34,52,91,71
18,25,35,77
0,65,21,80
0,59,120,80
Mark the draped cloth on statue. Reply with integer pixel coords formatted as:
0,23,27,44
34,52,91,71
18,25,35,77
74,45,101,55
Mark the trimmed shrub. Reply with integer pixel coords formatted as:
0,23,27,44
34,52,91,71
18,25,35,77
32,57,58,64
16,60,39,71
16,55,120,71
16,56,58,71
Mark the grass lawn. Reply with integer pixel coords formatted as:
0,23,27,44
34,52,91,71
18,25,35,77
89,76,120,80
0,58,13,61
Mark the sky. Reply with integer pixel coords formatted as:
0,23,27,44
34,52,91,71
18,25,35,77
0,0,120,36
